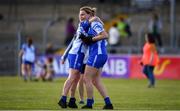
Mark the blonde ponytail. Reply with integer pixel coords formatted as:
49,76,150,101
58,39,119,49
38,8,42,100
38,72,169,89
80,6,97,16
91,7,97,16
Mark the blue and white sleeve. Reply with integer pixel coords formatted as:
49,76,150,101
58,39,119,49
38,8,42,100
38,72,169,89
92,21,104,34
61,36,75,61
80,20,90,32
77,23,88,37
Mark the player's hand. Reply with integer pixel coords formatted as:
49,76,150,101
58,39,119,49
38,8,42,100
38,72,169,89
79,33,94,45
139,61,143,66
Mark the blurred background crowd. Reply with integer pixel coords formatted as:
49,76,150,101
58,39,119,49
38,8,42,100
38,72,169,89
0,0,179,75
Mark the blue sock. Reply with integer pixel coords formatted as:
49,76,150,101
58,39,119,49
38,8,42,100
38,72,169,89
69,97,76,102
61,96,67,102
87,98,93,107
104,97,112,105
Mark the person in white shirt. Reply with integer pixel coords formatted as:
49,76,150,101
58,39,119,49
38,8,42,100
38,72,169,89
108,23,120,53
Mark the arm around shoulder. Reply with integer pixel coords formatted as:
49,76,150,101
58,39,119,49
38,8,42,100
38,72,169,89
92,31,108,42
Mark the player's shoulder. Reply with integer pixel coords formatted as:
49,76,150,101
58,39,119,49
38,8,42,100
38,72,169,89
30,44,35,50
91,21,103,27
32,45,35,48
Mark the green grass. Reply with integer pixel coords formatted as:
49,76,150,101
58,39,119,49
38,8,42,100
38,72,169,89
0,77,180,110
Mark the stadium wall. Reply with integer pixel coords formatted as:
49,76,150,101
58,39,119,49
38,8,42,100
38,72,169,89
34,54,180,80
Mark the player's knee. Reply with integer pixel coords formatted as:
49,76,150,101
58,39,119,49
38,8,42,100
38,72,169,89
92,79,96,85
68,75,79,84
83,76,91,84
74,76,80,84
68,78,75,83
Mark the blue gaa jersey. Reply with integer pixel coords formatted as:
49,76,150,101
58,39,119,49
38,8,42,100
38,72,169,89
88,21,108,55
21,43,36,63
68,23,87,55
85,21,108,69
66,22,89,73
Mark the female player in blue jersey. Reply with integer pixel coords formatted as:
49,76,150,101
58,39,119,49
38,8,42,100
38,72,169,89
58,8,106,109
79,7,114,110
19,37,36,82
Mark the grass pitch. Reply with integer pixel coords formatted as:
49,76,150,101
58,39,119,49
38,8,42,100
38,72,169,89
0,77,180,110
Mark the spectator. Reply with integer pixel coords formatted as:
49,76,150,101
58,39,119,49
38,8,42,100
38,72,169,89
148,13,163,47
45,43,56,68
34,57,54,82
108,22,120,53
43,57,54,81
117,17,132,38
45,43,55,56
65,17,76,46
44,43,55,81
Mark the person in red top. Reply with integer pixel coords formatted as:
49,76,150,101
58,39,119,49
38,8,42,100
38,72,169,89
140,33,159,88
